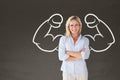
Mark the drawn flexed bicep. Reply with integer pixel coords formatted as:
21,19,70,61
32,13,63,52
84,13,115,52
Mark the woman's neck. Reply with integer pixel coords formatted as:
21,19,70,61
71,34,79,42
71,33,79,38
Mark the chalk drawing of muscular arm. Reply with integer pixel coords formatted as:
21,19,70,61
32,13,115,53
84,13,115,52
32,13,63,52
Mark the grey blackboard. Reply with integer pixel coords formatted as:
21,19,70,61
0,0,120,80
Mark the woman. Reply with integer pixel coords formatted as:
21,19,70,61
58,16,90,80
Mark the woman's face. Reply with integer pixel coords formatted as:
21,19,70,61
69,19,80,35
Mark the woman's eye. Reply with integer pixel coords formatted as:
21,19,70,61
70,25,74,27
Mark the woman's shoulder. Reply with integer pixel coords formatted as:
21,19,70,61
60,36,67,41
81,36,89,42
60,35,70,42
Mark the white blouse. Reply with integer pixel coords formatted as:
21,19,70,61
58,35,90,74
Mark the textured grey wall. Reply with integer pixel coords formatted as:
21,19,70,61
0,0,120,80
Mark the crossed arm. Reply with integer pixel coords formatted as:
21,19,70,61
66,48,85,61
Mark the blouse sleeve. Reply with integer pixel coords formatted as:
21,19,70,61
81,37,90,59
58,36,69,61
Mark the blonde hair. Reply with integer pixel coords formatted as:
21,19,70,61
65,16,82,36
